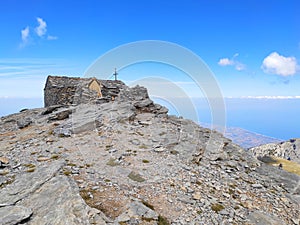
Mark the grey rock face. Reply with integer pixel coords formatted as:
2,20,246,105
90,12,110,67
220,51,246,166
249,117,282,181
53,127,72,137
118,201,158,222
248,210,285,225
20,175,96,225
250,138,300,163
16,118,32,129
48,108,72,121
0,161,64,206
0,206,32,225
0,161,104,225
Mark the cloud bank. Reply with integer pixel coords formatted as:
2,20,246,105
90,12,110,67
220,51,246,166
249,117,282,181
262,52,297,76
236,96,300,99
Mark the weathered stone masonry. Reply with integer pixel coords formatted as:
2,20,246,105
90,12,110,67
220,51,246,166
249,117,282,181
43,76,168,115
44,76,127,107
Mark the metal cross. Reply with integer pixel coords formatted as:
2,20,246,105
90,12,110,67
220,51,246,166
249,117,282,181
113,68,118,81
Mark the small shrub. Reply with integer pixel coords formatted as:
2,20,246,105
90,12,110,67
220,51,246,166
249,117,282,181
158,215,170,225
63,170,71,176
229,183,237,188
67,163,77,167
196,180,202,185
211,203,225,213
105,144,113,150
80,189,91,201
128,171,145,182
142,217,153,222
197,210,202,214
170,150,179,155
0,170,9,176
223,141,230,147
26,168,35,173
24,163,36,172
142,159,150,163
136,131,144,136
51,154,60,160
24,163,35,168
239,202,247,208
0,175,15,188
106,158,119,167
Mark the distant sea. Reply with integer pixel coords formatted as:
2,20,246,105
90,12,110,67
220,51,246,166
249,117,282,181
223,98,300,140
1,97,299,141
155,98,300,141
0,98,43,117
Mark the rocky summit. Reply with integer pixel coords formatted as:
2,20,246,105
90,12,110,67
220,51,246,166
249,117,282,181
0,76,299,225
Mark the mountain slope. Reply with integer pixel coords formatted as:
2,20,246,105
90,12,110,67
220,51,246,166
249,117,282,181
0,76,299,225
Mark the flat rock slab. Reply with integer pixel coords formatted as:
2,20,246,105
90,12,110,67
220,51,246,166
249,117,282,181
0,160,105,225
0,161,64,206
0,206,32,225
118,200,158,222
20,175,100,225
248,211,284,225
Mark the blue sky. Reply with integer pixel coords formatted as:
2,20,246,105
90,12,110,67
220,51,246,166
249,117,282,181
0,0,300,98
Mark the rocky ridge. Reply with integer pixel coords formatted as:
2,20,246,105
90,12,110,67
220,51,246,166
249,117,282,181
0,76,299,225
250,138,300,164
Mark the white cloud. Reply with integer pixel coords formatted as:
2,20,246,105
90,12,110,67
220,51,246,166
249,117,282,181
21,26,30,42
20,26,30,47
35,17,47,37
47,35,58,40
234,62,245,71
20,18,57,48
262,52,297,76
218,58,234,66
218,54,246,71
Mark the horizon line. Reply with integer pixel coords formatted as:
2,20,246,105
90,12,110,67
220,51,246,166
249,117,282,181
1,95,300,100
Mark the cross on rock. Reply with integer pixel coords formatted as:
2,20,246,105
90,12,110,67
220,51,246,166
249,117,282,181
113,68,118,81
